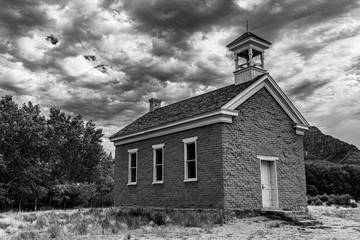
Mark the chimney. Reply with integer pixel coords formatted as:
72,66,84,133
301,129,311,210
148,98,162,112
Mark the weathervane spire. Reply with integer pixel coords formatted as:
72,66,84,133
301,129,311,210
246,20,249,33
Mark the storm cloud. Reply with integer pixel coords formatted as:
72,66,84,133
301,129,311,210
0,0,360,153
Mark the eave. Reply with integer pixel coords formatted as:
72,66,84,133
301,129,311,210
110,109,238,146
110,73,310,146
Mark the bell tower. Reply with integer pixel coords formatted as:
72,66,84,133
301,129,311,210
226,31,271,84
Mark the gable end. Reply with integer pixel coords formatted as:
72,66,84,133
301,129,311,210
222,74,309,135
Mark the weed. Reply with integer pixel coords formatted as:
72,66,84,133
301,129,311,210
48,223,63,238
334,211,347,219
73,221,88,235
34,215,47,230
22,214,37,223
253,229,268,238
111,224,120,234
10,231,37,240
0,221,11,229
126,216,140,229
307,196,323,206
153,212,166,225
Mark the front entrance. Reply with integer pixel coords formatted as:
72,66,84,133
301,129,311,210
260,160,278,207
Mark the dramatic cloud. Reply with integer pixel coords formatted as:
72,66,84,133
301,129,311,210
0,0,360,153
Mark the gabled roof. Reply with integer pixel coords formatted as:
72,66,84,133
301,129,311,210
110,76,262,139
226,31,271,48
110,73,310,145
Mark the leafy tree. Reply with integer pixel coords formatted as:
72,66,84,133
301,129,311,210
0,95,113,210
306,162,360,200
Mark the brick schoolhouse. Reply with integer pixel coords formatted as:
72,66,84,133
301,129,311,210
110,32,310,210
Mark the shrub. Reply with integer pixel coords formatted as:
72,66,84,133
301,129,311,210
307,196,322,205
51,183,97,208
153,212,166,225
314,198,323,206
350,202,358,208
318,194,330,203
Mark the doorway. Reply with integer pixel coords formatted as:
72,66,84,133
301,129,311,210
260,160,278,208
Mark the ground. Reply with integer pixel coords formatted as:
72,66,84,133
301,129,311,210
0,206,359,239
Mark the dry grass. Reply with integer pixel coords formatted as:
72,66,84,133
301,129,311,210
0,207,226,239
0,206,360,239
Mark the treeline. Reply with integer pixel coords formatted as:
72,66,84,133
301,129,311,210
0,95,113,211
305,162,360,200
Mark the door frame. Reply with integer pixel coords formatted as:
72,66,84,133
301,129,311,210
257,155,279,208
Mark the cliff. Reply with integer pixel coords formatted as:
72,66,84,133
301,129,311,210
303,126,360,165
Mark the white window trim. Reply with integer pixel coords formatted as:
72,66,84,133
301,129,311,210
256,155,279,161
127,148,138,185
152,144,164,184
183,137,198,182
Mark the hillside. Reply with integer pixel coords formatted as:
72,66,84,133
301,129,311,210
303,126,360,165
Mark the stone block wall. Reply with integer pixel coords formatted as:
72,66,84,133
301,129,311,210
113,87,307,210
221,87,307,210
113,124,224,209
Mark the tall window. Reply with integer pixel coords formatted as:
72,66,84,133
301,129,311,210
152,144,164,184
183,137,198,181
128,149,138,185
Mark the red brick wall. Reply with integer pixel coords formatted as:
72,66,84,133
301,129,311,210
221,87,307,210
113,124,224,208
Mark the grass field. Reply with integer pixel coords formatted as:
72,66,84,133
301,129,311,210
0,206,360,239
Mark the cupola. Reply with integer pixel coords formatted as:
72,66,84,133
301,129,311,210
227,31,271,84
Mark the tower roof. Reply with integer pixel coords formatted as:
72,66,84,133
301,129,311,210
226,31,271,48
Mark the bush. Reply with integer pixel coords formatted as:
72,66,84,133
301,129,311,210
314,198,323,206
324,194,353,206
153,213,166,225
50,183,97,208
318,194,330,203
350,202,358,208
307,196,323,206
335,194,352,206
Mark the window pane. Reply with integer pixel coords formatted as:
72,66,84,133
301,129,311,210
186,142,196,160
156,166,163,181
187,160,196,179
130,168,136,182
155,149,163,164
130,153,136,167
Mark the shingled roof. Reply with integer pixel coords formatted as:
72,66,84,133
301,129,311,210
226,31,271,48
110,75,265,139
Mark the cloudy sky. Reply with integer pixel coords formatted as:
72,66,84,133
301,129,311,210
1,0,360,153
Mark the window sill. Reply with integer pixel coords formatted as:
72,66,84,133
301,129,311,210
127,182,137,186
183,178,197,183
152,181,163,185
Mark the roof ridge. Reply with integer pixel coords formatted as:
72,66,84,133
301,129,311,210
226,31,271,47
157,83,235,110
110,75,265,139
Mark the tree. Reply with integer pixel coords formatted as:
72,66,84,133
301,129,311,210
0,95,111,210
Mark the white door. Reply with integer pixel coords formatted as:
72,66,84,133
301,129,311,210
261,161,278,207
